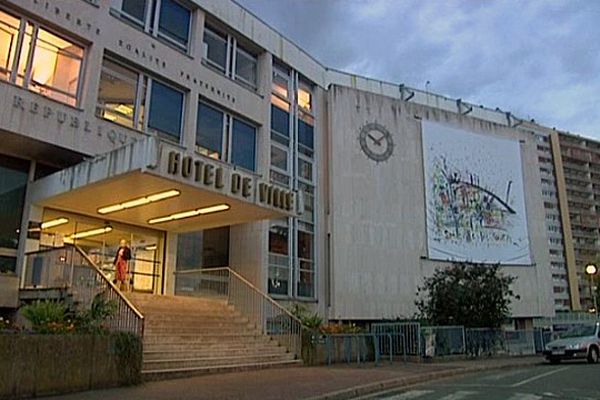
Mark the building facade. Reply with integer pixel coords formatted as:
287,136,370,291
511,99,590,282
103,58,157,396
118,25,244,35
2,0,596,322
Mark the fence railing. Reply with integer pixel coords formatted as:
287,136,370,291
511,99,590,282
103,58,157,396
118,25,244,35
322,333,394,365
23,245,144,336
371,322,553,359
174,267,303,359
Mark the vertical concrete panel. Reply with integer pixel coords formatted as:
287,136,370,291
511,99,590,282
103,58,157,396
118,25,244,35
229,221,267,289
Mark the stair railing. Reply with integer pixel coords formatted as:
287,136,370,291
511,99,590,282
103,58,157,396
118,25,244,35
174,267,303,359
22,245,144,336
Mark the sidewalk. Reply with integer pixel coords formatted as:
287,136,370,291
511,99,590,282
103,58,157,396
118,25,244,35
47,357,542,400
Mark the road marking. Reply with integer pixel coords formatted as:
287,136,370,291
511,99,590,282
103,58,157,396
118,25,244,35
438,391,478,400
384,390,434,399
510,367,570,387
506,394,543,400
481,369,528,381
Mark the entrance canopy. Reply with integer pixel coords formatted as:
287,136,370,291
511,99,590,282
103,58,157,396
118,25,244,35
29,137,301,232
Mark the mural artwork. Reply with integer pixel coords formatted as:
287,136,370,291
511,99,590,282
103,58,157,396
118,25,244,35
422,122,532,265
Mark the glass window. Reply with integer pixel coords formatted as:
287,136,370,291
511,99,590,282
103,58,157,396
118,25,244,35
298,85,312,111
119,0,147,25
0,255,16,274
297,229,314,298
0,155,29,251
148,80,183,140
299,182,314,222
270,170,290,187
269,220,289,296
272,73,288,99
235,46,256,87
176,227,230,270
271,145,288,172
231,118,256,171
203,28,227,72
298,114,314,151
158,0,190,48
96,59,139,127
271,102,290,145
0,10,20,81
298,158,313,182
196,102,224,159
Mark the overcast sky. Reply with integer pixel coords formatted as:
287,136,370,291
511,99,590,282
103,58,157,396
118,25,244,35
236,0,600,139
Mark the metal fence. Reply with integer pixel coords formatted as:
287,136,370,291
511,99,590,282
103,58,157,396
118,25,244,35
321,333,394,365
174,267,303,359
371,322,421,356
372,322,549,359
23,245,144,336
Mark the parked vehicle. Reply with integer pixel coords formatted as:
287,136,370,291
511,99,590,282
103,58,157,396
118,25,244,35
543,322,600,364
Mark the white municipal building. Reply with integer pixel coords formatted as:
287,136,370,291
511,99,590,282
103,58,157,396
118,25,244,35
0,0,556,333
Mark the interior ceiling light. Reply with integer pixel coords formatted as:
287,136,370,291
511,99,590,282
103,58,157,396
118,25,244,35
41,217,69,229
148,204,230,225
98,189,180,215
145,245,157,251
69,226,113,240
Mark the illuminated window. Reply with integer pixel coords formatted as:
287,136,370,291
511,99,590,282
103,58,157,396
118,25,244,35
97,59,139,127
0,10,19,81
298,84,312,111
0,11,84,106
96,57,184,142
202,25,258,89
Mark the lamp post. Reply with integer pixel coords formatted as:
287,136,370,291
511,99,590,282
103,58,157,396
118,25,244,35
585,263,598,316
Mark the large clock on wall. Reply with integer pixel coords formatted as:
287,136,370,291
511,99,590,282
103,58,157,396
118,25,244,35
358,122,394,162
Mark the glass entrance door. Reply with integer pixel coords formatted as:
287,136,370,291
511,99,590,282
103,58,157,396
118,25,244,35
39,209,164,293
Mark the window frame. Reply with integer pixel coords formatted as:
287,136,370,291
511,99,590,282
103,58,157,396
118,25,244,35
110,0,192,53
0,8,86,107
146,77,185,141
201,24,258,90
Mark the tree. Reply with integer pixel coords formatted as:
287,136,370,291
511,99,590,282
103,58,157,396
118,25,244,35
415,262,519,328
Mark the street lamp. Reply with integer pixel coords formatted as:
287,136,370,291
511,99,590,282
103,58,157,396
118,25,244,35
585,263,598,316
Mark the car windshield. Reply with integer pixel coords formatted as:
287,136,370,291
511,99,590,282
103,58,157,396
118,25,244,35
559,325,597,338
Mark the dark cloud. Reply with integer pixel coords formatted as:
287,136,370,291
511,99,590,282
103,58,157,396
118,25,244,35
236,0,600,138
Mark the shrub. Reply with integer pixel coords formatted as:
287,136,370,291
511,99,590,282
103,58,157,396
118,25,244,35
21,300,73,334
75,296,117,334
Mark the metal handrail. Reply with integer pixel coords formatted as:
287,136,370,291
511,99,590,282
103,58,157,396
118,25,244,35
174,266,303,358
75,245,144,321
23,245,144,336
176,267,302,324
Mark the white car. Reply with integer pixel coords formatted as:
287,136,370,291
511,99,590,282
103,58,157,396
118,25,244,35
543,322,600,364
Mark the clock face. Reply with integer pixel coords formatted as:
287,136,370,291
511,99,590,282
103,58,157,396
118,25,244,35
358,122,394,162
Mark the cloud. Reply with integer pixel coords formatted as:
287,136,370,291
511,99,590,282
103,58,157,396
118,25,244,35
236,0,600,138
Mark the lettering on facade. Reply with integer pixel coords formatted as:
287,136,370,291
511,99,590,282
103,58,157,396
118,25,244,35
29,0,101,35
118,40,167,69
166,151,295,213
179,70,236,105
11,94,131,146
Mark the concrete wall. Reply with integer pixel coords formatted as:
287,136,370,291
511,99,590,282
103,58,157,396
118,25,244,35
0,334,142,399
327,85,554,320
0,275,19,308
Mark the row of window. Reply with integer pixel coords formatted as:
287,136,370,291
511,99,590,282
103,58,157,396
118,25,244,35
112,1,261,90
96,57,258,171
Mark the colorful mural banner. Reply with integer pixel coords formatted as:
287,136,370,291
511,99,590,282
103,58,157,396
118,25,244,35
422,121,532,265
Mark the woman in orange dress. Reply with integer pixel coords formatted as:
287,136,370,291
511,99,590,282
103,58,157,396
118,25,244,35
113,239,131,291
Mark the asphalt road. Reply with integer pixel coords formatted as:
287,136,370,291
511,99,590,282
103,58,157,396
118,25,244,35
360,361,600,400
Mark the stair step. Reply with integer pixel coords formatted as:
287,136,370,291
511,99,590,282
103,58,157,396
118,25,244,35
143,347,287,361
142,359,302,381
143,353,295,370
143,340,275,352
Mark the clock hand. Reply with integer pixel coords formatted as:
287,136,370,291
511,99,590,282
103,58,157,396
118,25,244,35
367,133,382,146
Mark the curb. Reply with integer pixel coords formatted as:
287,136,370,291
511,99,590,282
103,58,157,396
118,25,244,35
303,360,542,400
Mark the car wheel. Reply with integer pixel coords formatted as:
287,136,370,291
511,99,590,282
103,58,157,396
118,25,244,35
548,357,561,364
587,347,599,364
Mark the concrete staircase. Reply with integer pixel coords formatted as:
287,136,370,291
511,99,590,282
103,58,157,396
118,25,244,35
127,293,300,380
